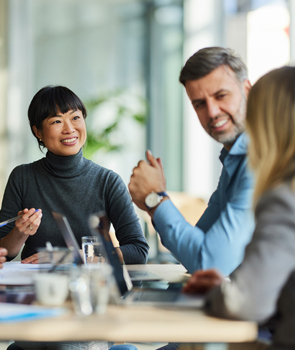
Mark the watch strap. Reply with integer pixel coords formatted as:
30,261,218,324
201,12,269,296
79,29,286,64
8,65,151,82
157,191,168,197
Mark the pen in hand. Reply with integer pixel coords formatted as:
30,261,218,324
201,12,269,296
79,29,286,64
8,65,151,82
0,209,39,228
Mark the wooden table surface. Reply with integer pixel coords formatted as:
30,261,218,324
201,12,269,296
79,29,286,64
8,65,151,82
0,304,257,343
0,264,257,343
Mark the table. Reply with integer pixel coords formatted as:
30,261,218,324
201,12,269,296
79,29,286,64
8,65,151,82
0,304,257,344
0,264,257,344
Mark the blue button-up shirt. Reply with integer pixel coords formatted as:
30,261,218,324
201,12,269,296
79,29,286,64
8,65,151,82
153,133,255,275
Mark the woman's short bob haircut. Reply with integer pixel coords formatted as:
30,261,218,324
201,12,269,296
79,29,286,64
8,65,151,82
28,85,87,149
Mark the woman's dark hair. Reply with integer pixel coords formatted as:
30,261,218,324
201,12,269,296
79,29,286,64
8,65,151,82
28,85,87,149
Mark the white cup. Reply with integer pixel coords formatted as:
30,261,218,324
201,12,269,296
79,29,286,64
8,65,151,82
33,273,69,306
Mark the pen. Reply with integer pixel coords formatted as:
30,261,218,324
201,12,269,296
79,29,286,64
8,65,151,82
0,209,39,228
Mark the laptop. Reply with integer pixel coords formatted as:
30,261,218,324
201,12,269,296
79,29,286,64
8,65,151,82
89,212,205,308
52,211,84,265
52,211,161,282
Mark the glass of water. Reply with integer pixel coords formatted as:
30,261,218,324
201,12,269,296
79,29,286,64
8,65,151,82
69,264,114,315
82,236,106,264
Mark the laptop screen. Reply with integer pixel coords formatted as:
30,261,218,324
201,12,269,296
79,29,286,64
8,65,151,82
89,212,130,296
52,211,84,265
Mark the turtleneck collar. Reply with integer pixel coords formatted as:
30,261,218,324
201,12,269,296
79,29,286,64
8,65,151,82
41,148,90,178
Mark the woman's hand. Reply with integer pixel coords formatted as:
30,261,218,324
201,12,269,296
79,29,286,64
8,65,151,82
0,208,42,259
15,208,42,236
0,248,7,269
21,253,39,264
183,269,224,294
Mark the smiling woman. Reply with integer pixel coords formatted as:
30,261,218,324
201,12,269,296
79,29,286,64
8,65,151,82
0,85,149,266
33,108,87,157
28,85,88,155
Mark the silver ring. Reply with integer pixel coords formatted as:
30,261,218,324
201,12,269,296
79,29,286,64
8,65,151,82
29,225,33,230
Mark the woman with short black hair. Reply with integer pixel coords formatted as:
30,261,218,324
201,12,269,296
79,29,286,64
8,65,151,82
0,85,149,265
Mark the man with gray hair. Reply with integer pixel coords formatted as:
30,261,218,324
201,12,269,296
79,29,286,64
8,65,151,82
129,47,254,276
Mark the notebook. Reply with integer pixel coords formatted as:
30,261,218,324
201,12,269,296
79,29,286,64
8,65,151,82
52,211,161,282
89,212,205,308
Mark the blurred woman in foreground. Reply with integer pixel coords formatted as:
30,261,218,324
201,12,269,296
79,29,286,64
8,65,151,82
184,66,295,350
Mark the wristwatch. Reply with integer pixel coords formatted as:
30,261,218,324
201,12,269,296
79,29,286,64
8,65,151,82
145,191,168,210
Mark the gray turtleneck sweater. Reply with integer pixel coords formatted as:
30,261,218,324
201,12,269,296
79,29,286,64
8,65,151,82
0,149,149,263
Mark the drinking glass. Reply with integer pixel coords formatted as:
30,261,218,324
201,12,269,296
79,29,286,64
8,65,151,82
69,264,113,315
82,236,106,264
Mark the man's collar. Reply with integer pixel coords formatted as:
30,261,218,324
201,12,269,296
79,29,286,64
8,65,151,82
219,132,248,163
228,132,248,156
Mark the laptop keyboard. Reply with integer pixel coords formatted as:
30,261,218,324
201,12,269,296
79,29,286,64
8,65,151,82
132,290,179,302
128,271,150,278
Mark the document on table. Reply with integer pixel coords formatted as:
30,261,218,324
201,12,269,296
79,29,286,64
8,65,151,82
0,261,52,285
0,302,66,323
2,261,52,269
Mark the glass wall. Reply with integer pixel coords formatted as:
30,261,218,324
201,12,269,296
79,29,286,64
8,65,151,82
182,0,291,200
0,0,184,198
1,0,295,202
145,1,184,191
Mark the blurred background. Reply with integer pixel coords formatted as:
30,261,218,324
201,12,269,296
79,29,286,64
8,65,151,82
0,0,293,209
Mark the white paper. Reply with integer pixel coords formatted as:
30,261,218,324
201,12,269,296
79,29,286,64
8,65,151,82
2,261,53,270
0,302,66,322
0,261,53,285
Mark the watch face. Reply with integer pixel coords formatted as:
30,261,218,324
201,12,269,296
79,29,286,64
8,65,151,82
145,192,161,208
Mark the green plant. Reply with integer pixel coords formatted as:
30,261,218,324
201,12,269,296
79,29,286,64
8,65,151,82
83,90,147,160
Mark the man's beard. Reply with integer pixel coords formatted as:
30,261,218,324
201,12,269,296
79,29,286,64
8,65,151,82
209,92,246,146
